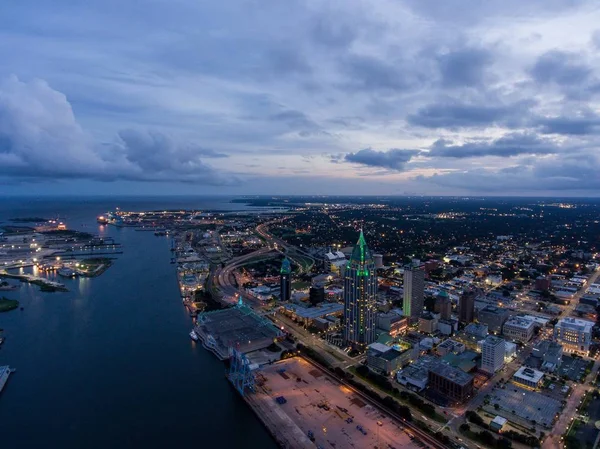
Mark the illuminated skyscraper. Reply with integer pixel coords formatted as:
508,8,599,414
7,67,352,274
403,264,424,323
280,257,291,302
343,230,377,348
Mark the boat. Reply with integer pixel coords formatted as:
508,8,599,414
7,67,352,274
97,215,109,224
0,365,12,393
189,330,199,341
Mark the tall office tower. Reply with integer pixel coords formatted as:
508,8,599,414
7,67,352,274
343,231,377,348
481,335,506,374
403,264,425,324
434,291,452,320
459,289,476,324
280,257,291,302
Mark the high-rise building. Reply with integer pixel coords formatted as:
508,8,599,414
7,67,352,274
343,231,377,348
280,258,291,302
481,335,505,374
403,264,425,323
309,286,325,306
434,291,452,320
458,289,476,324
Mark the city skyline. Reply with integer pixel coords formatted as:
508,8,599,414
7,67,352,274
2,2,600,196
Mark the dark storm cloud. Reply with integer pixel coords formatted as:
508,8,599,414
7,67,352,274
344,148,420,170
407,99,533,129
421,151,600,192
0,76,236,185
436,48,493,87
427,133,560,158
530,50,592,86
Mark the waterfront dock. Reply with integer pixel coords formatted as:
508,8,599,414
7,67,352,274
243,388,314,449
0,270,68,292
0,366,12,394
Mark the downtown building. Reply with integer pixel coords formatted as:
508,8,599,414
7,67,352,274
553,317,594,354
342,231,377,349
279,257,291,302
458,289,476,324
403,264,425,324
481,335,505,374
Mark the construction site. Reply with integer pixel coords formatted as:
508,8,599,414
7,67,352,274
244,357,421,449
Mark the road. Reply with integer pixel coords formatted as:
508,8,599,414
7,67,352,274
256,220,315,274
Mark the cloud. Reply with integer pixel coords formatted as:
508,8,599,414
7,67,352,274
530,50,592,86
407,98,533,129
420,152,600,192
535,113,600,135
344,148,420,170
339,54,416,92
427,133,561,158
436,47,493,87
0,75,236,185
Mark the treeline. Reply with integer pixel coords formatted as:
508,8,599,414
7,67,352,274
354,364,439,420
465,411,541,447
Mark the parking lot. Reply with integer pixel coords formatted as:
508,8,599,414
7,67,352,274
489,384,561,428
256,357,421,449
558,356,591,382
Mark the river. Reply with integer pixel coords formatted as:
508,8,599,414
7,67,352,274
0,196,277,449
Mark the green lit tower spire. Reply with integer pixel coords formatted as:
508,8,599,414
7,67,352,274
343,230,377,348
280,257,292,301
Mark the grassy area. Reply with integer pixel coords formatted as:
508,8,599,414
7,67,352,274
77,258,113,277
0,297,19,313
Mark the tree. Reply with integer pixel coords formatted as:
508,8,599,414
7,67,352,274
459,423,470,432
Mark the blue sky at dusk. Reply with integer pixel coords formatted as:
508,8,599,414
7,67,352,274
1,1,600,196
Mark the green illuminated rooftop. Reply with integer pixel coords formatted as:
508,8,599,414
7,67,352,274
349,229,374,265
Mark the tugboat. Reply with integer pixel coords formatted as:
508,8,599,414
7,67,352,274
189,330,199,341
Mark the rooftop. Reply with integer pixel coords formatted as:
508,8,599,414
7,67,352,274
514,366,544,384
483,335,505,346
504,316,536,329
556,317,594,331
283,302,344,319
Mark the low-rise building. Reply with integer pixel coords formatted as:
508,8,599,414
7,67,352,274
437,339,466,357
504,341,517,361
490,416,508,432
419,312,438,334
513,366,544,389
397,356,474,403
367,342,413,375
377,312,408,337
437,318,458,336
532,340,563,372
478,305,510,333
503,316,536,342
553,317,594,354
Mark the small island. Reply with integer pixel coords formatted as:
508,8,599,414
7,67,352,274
0,297,19,313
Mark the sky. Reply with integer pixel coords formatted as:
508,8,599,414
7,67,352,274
1,0,600,196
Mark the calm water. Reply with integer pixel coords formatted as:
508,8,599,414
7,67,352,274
0,196,277,449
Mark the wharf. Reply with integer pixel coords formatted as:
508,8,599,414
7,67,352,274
0,366,12,394
242,389,314,449
0,270,68,292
